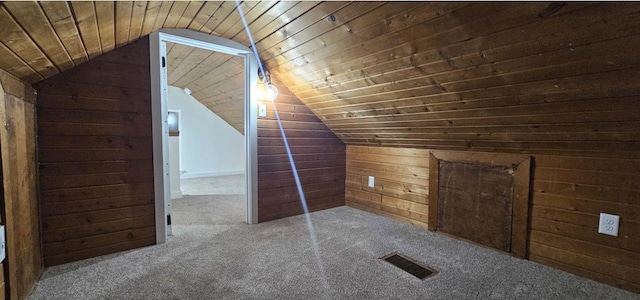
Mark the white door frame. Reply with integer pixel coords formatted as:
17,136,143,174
150,29,259,244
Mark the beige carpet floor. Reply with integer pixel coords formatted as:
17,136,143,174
28,200,638,299
180,174,245,195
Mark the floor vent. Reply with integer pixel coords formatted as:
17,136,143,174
380,252,437,280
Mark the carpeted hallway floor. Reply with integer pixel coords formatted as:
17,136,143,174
29,197,637,299
180,174,246,195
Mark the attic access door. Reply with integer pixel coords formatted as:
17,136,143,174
150,29,259,244
428,151,532,258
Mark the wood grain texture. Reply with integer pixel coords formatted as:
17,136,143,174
0,1,636,293
34,38,155,266
272,2,640,160
258,75,345,222
349,146,640,293
166,42,244,133
437,161,515,253
0,69,42,300
429,150,531,258
346,146,430,228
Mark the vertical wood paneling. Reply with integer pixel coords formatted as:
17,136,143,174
0,4,58,79
174,1,204,29
2,2,73,71
257,75,345,222
0,69,42,300
35,37,155,266
186,1,223,32
152,1,174,32
115,1,133,48
70,2,102,59
346,146,429,228
0,42,42,84
140,1,162,37
128,1,148,41
39,1,89,66
95,1,116,53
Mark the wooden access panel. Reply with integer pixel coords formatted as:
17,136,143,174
437,161,515,252
429,150,531,258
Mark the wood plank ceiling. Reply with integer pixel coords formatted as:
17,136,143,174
0,2,638,157
166,42,244,133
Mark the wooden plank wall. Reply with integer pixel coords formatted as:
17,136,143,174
529,155,640,293
258,76,345,222
276,3,640,159
257,2,640,293
346,146,640,293
346,146,429,229
0,69,42,300
34,38,155,266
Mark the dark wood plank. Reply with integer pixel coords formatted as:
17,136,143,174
257,73,345,222
35,37,155,266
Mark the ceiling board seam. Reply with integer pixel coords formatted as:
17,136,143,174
91,1,104,55
229,0,280,41
304,66,640,109
253,1,323,46
256,1,352,56
282,4,598,90
68,2,93,61
0,4,61,74
262,1,388,69
153,2,173,32
129,1,149,41
183,1,208,30
235,0,272,27
292,30,640,98
35,2,76,69
197,2,231,34
0,40,42,83
318,95,640,120
209,1,255,36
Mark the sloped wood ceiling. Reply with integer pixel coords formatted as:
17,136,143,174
0,2,638,157
166,42,244,132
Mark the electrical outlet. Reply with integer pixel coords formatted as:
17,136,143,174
258,103,267,117
598,213,620,236
368,176,375,188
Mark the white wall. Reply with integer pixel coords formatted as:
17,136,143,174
167,85,245,179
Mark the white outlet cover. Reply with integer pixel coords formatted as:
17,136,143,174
368,176,375,188
258,103,267,117
598,213,620,237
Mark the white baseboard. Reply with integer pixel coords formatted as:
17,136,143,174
180,170,244,179
171,191,183,199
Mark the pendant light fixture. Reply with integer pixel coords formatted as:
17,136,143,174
259,69,278,102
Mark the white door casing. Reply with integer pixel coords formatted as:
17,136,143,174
150,29,259,244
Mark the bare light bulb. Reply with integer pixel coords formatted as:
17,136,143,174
264,83,278,101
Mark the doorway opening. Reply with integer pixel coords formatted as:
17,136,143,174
150,29,258,244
